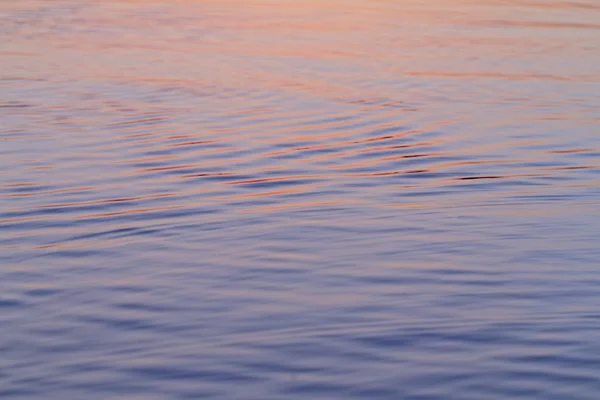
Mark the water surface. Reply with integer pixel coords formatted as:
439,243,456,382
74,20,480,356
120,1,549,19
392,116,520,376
1,0,599,399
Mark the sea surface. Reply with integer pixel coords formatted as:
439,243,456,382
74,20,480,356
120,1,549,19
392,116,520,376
1,0,599,399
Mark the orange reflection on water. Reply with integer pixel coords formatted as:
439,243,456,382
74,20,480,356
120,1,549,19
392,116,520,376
1,0,598,256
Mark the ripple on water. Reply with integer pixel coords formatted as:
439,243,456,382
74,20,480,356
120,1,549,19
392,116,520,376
1,0,600,399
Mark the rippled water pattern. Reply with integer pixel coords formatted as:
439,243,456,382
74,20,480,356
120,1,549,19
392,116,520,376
1,0,600,399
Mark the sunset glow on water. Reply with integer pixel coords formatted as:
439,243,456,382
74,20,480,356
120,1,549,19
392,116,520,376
1,1,599,399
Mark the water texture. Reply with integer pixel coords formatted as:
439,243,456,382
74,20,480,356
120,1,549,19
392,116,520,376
1,0,599,399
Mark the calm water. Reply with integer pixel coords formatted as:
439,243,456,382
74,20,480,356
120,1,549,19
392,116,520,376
1,0,600,398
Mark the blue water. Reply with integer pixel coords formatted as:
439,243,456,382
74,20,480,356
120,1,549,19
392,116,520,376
1,0,599,398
